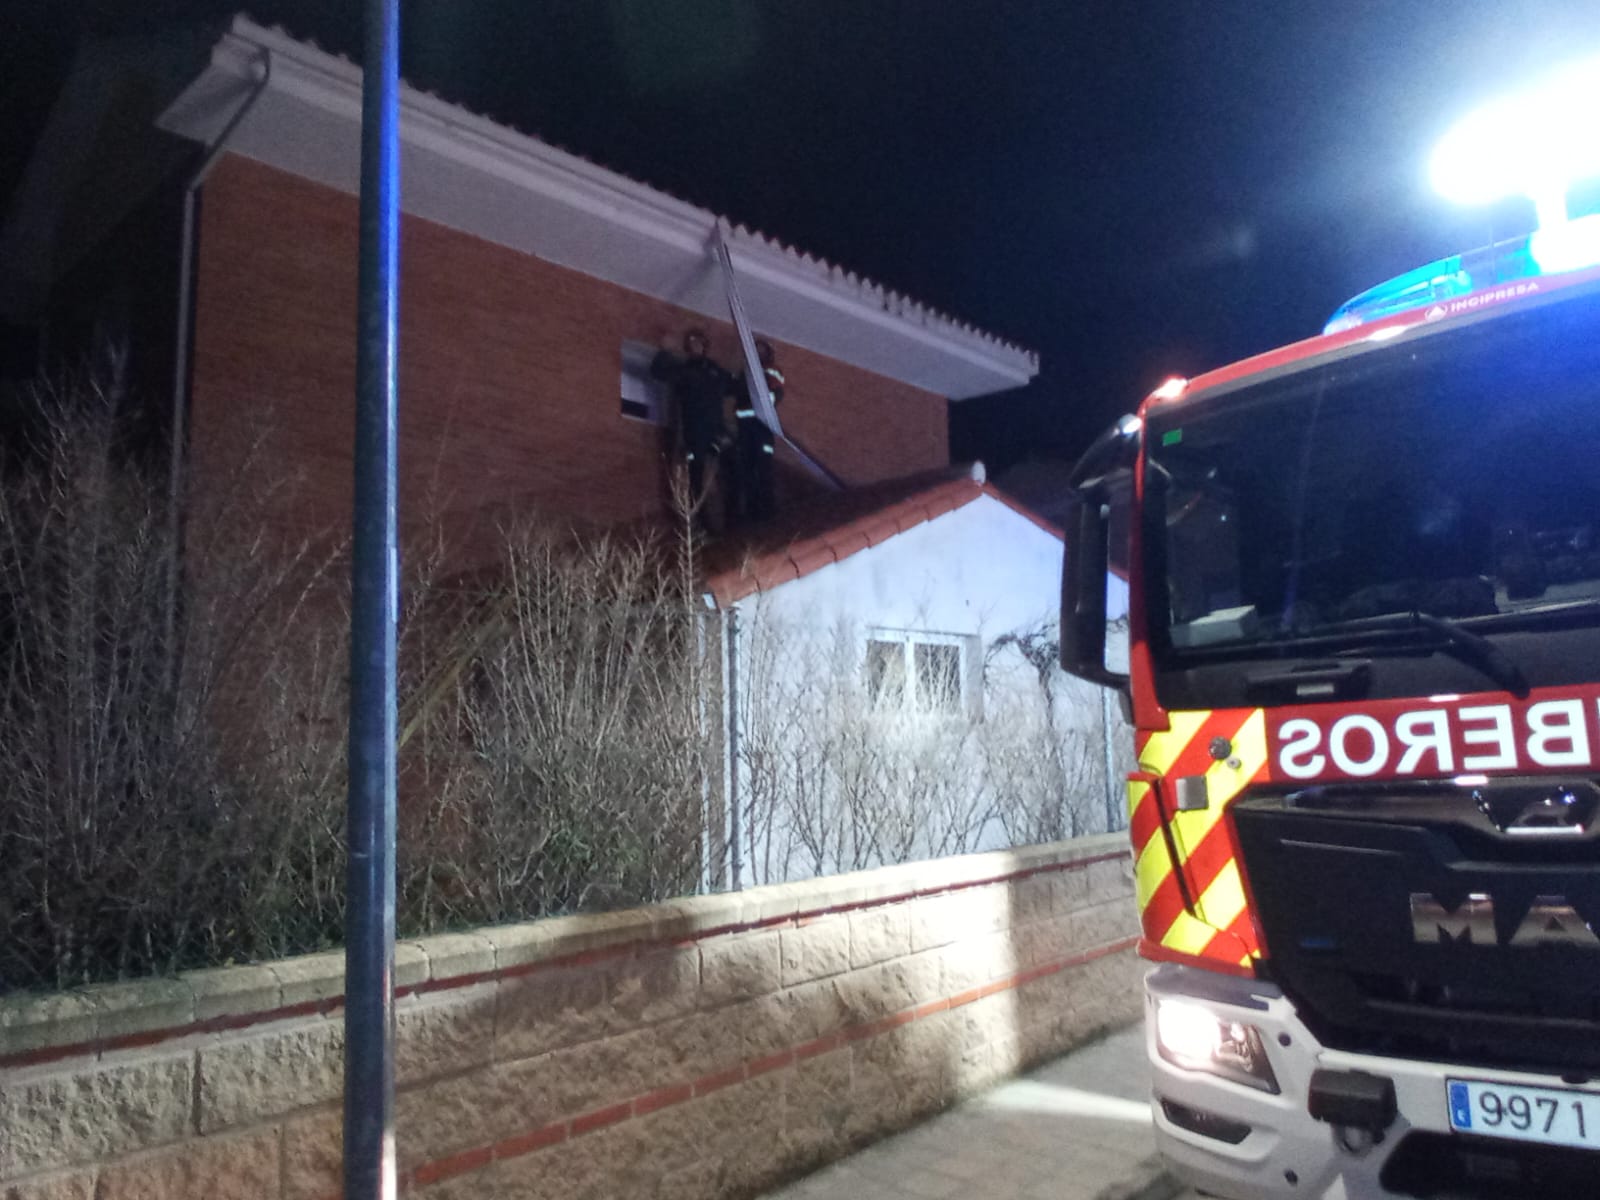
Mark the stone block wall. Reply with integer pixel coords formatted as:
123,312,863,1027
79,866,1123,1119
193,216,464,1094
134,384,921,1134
0,836,1141,1199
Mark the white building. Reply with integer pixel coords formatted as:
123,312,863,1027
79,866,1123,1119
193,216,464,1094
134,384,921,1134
703,465,1130,886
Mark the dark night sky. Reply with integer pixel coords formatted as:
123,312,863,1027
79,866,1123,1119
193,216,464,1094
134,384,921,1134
6,1,1600,470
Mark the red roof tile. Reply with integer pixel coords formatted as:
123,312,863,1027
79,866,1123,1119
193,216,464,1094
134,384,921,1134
786,541,839,580
703,469,1060,607
854,514,909,550
879,497,935,534
824,529,873,566
751,558,800,593
917,486,968,523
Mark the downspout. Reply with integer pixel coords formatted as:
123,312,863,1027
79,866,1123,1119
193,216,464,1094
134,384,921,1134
163,47,272,655
694,603,715,894
724,605,743,891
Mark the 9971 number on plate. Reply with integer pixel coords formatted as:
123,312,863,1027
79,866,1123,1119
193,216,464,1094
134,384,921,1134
1448,1079,1600,1151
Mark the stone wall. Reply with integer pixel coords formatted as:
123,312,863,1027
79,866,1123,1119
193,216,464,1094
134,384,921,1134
0,836,1141,1200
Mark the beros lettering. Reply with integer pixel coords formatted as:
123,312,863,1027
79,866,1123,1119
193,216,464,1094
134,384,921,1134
1275,697,1597,780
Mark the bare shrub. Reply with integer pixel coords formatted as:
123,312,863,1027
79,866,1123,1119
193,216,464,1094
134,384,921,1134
0,378,1115,990
0,390,714,993
736,614,1126,885
397,519,709,927
0,379,347,990
738,613,994,884
982,625,1112,843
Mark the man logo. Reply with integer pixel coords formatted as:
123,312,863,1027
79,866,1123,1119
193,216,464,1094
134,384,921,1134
1411,892,1600,948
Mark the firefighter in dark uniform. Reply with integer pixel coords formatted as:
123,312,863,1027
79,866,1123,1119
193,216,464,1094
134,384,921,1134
736,339,784,523
652,328,735,527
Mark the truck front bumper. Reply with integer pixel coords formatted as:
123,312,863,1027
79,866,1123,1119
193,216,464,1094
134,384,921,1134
1145,963,1600,1200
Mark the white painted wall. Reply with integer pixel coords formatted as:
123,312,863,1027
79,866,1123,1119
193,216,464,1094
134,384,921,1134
722,494,1132,885
734,493,1067,638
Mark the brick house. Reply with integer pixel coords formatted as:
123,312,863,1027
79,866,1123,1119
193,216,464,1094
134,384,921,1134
1,17,1122,893
1,15,1037,565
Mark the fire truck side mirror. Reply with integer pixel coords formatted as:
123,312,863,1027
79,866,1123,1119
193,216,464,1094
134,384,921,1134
1061,413,1138,692
1061,492,1130,691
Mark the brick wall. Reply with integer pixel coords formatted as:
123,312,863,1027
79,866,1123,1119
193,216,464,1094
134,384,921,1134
188,155,949,564
0,837,1141,1200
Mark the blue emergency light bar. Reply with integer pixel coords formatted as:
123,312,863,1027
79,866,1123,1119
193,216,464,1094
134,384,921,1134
1325,213,1600,334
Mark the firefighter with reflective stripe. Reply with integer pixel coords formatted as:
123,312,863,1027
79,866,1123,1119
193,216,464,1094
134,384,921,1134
651,328,735,527
735,338,784,523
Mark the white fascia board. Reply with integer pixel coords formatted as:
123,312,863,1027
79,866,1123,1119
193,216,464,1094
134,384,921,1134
158,17,1038,400
723,236,1037,396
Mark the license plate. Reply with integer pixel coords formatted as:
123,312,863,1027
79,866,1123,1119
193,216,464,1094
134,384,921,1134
1447,1078,1600,1150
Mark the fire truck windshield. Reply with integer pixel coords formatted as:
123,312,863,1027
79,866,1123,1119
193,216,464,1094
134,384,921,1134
1143,286,1600,700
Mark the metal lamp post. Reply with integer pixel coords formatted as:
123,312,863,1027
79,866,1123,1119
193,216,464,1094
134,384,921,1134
344,0,401,1195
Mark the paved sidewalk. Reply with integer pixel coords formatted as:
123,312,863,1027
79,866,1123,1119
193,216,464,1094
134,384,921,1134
761,1024,1200,1200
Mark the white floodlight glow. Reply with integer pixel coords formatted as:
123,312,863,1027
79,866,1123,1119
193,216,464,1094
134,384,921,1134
1430,54,1600,228
1531,212,1600,272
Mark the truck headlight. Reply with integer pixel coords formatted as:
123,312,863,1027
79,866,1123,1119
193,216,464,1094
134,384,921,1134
1155,999,1279,1094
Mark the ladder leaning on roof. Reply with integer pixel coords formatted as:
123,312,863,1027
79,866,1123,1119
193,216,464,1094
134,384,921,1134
712,219,844,491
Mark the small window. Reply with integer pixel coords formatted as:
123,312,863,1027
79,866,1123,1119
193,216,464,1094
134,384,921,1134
914,642,962,712
621,341,668,424
866,639,907,708
866,631,978,716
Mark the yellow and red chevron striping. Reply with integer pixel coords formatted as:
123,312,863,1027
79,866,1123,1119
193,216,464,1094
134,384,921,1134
1162,709,1250,782
1127,707,1269,968
1212,904,1260,958
1180,823,1238,903
1141,866,1189,947
1128,782,1163,859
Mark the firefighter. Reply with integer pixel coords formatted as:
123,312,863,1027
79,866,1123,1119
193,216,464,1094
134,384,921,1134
735,338,784,523
651,328,735,527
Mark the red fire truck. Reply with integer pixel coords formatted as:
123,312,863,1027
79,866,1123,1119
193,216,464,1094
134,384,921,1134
1060,220,1600,1198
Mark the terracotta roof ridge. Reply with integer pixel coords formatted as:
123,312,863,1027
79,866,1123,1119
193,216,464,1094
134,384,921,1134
704,470,1063,607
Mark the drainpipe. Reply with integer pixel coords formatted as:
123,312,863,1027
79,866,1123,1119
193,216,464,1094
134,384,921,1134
694,604,715,894
163,47,272,656
724,606,743,891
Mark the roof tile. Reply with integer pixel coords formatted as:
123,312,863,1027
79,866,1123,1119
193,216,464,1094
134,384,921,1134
853,516,905,549
825,529,873,565
786,540,838,580
875,499,929,535
701,468,1060,607
752,559,801,593
918,480,979,522
712,575,760,607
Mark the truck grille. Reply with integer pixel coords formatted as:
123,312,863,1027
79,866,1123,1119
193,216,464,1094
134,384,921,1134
1231,779,1600,1073
1381,1130,1597,1199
